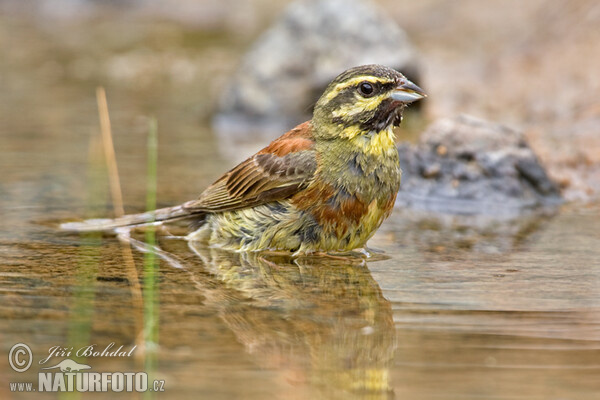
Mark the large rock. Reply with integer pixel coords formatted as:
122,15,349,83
397,115,562,216
213,0,420,140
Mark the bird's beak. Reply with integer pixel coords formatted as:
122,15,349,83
390,80,427,103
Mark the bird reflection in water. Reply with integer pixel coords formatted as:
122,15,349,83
126,229,396,398
190,243,396,398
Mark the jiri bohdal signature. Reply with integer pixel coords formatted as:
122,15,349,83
38,343,137,365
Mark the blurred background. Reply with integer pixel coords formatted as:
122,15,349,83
2,0,599,205
1,1,600,399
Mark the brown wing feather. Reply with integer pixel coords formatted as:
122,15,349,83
183,121,317,213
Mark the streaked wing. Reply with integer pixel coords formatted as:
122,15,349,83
183,122,317,213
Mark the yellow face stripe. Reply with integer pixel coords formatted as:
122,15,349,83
331,93,388,119
323,76,393,102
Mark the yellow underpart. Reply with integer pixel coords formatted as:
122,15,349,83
186,197,388,254
187,201,305,252
323,76,393,102
294,199,384,255
363,198,387,235
341,126,396,155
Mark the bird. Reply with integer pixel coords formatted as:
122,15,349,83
62,64,426,255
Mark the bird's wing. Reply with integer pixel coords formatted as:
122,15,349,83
183,121,317,213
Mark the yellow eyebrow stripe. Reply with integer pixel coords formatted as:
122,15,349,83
323,76,392,101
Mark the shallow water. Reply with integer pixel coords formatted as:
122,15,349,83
2,12,600,400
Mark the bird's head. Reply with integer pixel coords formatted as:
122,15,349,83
313,64,426,141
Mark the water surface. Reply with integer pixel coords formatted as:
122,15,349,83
1,12,600,400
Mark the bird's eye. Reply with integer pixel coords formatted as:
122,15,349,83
358,82,375,97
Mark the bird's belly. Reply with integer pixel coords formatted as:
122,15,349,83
307,196,393,251
186,194,393,253
187,201,303,252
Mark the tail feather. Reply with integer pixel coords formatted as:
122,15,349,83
60,205,199,232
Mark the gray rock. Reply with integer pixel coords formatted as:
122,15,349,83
382,208,555,254
397,115,562,216
213,0,420,139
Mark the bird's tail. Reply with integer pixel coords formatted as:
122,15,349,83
60,205,200,232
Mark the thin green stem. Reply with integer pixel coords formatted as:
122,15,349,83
143,118,159,399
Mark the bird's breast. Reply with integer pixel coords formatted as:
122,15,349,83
291,144,399,239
